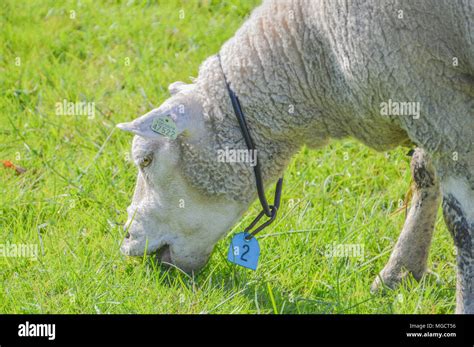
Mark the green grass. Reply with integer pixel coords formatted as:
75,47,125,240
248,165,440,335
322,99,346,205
0,0,457,314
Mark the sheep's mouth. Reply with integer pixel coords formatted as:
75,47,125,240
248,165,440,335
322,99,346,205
153,244,172,265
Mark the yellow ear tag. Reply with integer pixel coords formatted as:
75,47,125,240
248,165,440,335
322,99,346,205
151,116,178,139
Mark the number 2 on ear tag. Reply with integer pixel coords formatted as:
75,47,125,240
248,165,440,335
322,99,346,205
227,232,260,270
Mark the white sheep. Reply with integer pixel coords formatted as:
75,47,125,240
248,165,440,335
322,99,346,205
117,0,474,313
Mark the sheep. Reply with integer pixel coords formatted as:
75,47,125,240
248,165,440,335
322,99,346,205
117,0,474,313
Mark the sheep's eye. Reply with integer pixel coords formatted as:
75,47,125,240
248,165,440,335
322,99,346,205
140,156,152,168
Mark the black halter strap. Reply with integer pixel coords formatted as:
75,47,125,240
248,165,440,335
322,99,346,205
217,54,283,240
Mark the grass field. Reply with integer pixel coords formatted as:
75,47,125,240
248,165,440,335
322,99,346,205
0,0,457,314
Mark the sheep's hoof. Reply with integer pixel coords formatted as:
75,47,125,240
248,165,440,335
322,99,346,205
370,270,407,294
371,266,430,293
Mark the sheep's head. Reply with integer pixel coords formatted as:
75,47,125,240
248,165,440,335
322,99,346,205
117,81,248,273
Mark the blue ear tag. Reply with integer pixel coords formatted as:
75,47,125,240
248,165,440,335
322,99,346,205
227,232,260,270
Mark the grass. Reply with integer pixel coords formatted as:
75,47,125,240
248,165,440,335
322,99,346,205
0,0,457,314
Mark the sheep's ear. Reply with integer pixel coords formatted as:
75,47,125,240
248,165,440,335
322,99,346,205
118,85,204,140
117,109,189,140
168,81,189,96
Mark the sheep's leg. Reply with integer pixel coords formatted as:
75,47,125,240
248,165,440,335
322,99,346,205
441,177,474,314
371,148,440,292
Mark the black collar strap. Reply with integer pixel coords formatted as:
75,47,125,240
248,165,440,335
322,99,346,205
217,54,283,240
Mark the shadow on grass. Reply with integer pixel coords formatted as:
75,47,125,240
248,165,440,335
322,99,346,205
139,255,344,314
